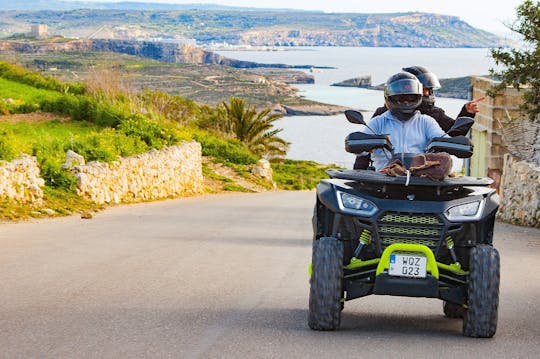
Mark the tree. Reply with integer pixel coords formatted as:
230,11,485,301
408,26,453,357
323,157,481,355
219,97,289,157
489,0,540,122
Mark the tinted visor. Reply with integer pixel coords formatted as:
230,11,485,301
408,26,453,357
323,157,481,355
391,94,422,104
385,79,422,97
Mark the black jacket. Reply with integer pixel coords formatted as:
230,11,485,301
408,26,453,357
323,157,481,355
353,104,475,170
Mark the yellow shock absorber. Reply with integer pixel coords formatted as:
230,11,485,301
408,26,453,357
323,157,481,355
445,236,458,263
353,230,371,258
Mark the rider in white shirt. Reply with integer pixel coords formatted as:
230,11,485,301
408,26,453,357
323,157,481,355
361,72,446,171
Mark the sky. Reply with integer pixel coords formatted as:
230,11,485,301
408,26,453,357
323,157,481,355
83,0,526,35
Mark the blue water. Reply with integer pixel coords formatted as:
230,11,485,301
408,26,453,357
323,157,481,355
216,47,496,168
217,47,496,85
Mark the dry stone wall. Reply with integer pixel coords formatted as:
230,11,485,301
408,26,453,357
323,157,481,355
498,154,540,228
71,142,203,204
0,154,45,205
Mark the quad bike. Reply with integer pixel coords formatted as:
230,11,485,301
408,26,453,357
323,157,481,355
308,110,500,338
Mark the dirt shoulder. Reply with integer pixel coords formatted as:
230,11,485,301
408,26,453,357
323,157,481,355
0,112,70,123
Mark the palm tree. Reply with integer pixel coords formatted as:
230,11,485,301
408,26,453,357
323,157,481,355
220,97,289,157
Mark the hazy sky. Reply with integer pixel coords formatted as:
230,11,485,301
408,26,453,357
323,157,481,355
84,0,525,35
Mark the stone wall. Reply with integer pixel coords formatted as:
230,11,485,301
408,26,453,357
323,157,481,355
498,154,540,228
71,142,203,204
470,77,521,176
0,154,45,205
472,77,540,167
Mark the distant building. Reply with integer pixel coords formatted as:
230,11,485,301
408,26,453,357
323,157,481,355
30,24,48,38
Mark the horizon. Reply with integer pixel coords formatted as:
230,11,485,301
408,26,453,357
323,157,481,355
67,0,524,35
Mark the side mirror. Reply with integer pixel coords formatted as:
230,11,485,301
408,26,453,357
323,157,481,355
426,135,474,158
344,110,365,125
447,116,474,137
345,132,393,154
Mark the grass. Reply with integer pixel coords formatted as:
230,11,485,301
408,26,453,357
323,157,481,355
0,119,95,158
0,77,63,107
271,159,337,190
0,187,104,222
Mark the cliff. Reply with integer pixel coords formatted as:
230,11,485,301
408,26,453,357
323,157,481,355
331,76,372,88
0,38,324,71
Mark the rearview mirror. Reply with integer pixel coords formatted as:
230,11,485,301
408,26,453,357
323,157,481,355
344,110,365,125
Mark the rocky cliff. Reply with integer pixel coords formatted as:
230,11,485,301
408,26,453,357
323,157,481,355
331,76,372,88
0,38,322,71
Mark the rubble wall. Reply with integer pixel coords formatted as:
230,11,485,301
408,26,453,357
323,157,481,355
72,142,203,204
498,154,540,228
0,154,45,205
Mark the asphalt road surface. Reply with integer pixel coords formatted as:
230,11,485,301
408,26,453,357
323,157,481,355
1,191,539,358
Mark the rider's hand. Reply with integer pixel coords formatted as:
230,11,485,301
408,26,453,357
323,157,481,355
465,96,486,113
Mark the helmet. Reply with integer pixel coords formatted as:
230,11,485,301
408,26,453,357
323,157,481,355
402,65,441,109
384,72,422,120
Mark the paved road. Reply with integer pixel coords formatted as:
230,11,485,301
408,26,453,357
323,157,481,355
1,191,539,358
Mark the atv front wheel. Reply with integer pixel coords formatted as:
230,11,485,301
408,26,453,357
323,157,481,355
462,245,500,338
308,237,343,330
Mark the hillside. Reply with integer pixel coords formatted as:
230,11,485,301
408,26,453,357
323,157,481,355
0,7,504,48
0,60,337,219
0,41,342,114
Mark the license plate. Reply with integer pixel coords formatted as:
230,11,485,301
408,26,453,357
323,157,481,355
388,253,427,278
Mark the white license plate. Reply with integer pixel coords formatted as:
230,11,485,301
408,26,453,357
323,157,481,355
388,253,427,278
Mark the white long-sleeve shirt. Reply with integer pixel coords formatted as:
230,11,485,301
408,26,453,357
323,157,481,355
361,110,446,171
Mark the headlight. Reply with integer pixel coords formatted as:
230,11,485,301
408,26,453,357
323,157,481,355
337,191,378,217
444,200,484,221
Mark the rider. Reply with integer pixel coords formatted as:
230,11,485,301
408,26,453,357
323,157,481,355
354,65,480,170
360,72,446,172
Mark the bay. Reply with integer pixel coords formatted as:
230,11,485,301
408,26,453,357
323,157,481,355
216,47,497,168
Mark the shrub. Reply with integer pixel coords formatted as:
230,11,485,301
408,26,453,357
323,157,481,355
0,101,10,115
0,129,18,161
271,159,334,190
0,60,85,95
192,130,257,165
14,102,40,114
69,129,149,162
39,158,78,191
117,115,179,149
139,89,201,124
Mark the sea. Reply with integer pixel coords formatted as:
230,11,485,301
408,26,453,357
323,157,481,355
215,47,497,168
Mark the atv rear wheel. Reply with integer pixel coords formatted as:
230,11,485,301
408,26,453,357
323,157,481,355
308,237,343,330
443,301,466,318
462,245,500,338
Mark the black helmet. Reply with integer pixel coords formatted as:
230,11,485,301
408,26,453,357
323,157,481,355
384,72,422,121
402,65,441,109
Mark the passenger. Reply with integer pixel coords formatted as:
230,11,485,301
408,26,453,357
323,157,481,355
354,65,482,170
360,72,446,172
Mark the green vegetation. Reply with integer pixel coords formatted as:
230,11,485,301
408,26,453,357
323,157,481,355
0,60,328,220
271,160,335,190
214,97,288,157
490,0,540,122
0,60,85,94
191,129,258,165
